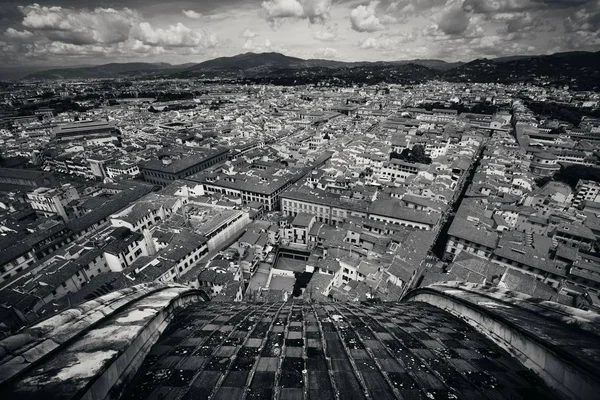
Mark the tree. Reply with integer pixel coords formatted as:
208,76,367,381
554,165,600,189
548,126,566,135
390,145,432,164
412,145,426,160
534,176,552,188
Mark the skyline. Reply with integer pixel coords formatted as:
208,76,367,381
0,1,599,67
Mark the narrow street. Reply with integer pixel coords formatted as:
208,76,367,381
404,141,487,294
430,142,486,258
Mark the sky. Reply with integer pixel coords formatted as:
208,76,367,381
0,0,598,66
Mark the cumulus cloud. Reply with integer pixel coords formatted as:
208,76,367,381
463,0,591,14
462,0,525,13
358,32,415,50
19,4,138,45
492,11,553,37
183,10,203,19
564,5,600,33
359,37,395,50
313,24,338,41
385,0,446,17
243,38,286,53
4,28,34,41
2,4,219,63
16,4,216,48
3,0,597,65
261,0,332,24
504,13,535,33
437,7,471,35
132,22,217,48
313,47,338,58
550,30,600,52
350,1,385,33
460,0,597,50
240,28,258,38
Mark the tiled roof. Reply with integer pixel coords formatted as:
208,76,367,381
143,148,229,174
122,301,562,400
448,216,499,249
291,212,314,228
368,198,439,225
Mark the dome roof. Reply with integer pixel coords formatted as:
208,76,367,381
3,283,600,400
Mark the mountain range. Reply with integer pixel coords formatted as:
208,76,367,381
7,51,600,89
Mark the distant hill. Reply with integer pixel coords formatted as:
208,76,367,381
390,59,463,71
0,65,94,81
171,51,600,88
175,52,461,76
19,53,461,82
173,52,439,85
442,51,600,90
17,50,600,89
23,62,190,80
186,52,306,71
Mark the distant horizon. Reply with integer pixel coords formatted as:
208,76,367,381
1,1,599,68
3,49,599,72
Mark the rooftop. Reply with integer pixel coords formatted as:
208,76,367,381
2,281,600,400
291,212,314,228
118,300,563,400
143,147,229,174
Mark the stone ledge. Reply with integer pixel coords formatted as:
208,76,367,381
404,282,600,400
0,283,208,391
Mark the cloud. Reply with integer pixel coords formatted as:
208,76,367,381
385,0,446,18
2,0,598,65
551,30,600,52
16,4,217,49
564,5,600,33
463,0,592,14
462,0,527,13
4,28,34,41
19,4,138,45
183,10,203,19
261,0,332,24
132,22,217,48
437,7,471,35
350,1,385,33
533,0,591,5
313,24,338,41
358,32,415,50
240,28,258,38
2,4,219,64
492,11,552,37
313,47,338,58
359,37,395,50
243,38,286,53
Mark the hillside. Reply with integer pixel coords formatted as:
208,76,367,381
24,62,189,80
173,53,436,84
18,50,600,89
443,51,600,90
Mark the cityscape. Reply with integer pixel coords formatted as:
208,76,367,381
0,1,600,399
